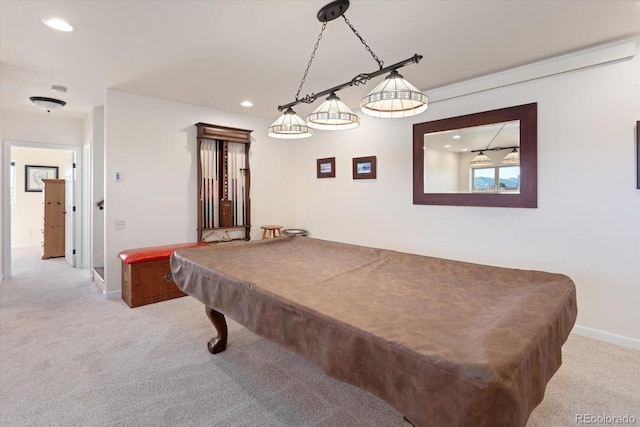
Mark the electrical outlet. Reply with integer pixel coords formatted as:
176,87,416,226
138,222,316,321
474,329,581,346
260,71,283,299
114,220,126,230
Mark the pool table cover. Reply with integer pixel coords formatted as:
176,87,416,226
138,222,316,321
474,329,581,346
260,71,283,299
170,236,577,427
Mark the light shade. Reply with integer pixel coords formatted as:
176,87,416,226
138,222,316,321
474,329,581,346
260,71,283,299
502,148,520,164
470,151,492,166
29,96,66,112
306,92,359,130
360,70,428,118
267,107,313,139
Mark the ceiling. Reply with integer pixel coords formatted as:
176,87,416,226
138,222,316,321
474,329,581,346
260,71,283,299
2,0,640,122
423,121,520,153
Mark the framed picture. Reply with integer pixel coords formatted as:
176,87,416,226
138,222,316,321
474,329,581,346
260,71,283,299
25,165,58,192
317,157,336,178
352,156,377,180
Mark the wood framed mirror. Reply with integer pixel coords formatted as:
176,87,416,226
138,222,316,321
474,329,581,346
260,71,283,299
413,103,537,208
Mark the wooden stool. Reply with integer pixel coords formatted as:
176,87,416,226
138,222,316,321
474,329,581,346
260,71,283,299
261,225,283,239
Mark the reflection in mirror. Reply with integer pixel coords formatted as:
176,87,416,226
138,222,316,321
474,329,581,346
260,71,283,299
413,103,537,208
423,120,520,193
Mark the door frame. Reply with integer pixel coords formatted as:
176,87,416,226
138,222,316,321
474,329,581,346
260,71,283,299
64,153,76,267
2,140,84,277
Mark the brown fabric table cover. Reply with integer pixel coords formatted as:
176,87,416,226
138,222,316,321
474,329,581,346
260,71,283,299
170,236,577,427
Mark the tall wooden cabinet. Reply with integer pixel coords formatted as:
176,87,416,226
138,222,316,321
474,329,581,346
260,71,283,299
41,179,65,259
195,123,252,243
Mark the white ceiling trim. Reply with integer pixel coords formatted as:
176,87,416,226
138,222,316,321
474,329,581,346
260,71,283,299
427,37,638,104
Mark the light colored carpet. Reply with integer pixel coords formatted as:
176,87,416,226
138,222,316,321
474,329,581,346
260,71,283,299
1,247,638,426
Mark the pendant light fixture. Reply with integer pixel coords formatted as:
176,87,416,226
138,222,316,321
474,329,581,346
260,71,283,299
470,151,493,167
360,70,428,118
306,92,359,130
501,148,520,164
29,96,66,112
268,0,427,138
267,107,313,139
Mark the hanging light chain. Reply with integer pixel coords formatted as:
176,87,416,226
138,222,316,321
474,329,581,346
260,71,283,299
342,15,384,70
485,123,506,150
269,0,428,136
295,22,327,101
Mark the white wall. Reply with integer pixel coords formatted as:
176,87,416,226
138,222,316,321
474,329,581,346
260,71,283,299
0,111,4,280
296,42,640,344
2,110,84,145
424,147,459,192
1,109,84,277
10,147,68,247
103,90,297,294
87,107,105,269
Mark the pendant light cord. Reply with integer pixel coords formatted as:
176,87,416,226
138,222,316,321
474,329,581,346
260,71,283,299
295,22,327,101
485,123,506,150
342,15,384,70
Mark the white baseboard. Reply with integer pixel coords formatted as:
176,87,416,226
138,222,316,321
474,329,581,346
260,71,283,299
91,270,105,292
572,325,640,350
104,289,121,299
10,244,42,249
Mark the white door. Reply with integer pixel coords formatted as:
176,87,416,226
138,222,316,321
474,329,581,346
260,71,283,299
65,153,75,267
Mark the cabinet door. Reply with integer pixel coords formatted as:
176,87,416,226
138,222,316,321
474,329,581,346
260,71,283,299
42,179,66,259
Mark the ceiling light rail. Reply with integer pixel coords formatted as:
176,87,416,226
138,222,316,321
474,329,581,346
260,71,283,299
268,0,428,139
277,54,423,112
469,146,519,153
469,147,520,166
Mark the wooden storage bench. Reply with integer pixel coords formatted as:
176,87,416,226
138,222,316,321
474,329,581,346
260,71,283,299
119,242,208,308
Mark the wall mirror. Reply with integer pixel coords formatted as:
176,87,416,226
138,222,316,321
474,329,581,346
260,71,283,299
413,103,537,208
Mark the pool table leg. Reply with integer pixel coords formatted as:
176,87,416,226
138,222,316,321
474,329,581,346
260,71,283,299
205,306,228,354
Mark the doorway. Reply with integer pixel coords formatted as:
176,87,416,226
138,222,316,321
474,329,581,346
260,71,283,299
3,141,85,277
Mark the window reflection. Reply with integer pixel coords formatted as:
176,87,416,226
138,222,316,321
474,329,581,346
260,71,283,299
472,166,520,192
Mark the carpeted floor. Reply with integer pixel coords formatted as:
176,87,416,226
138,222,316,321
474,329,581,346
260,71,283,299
1,247,638,426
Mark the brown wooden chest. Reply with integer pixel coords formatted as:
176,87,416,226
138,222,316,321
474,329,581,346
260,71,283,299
119,243,208,308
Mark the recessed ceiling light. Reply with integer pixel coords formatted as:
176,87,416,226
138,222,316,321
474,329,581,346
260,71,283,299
241,101,253,108
461,148,469,152
444,144,451,148
452,135,461,139
43,18,74,32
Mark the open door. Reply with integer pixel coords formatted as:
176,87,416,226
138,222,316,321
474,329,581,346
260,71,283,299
64,153,76,267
